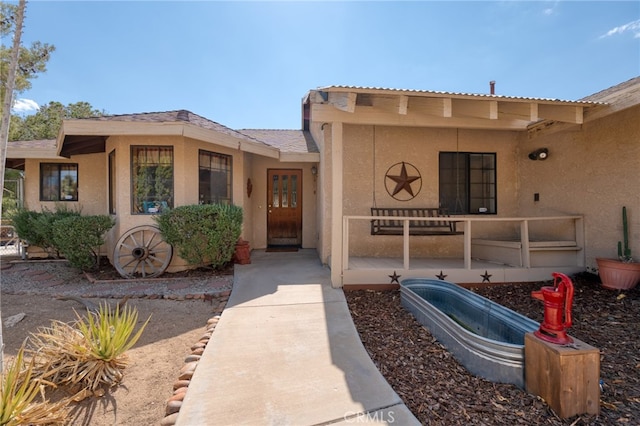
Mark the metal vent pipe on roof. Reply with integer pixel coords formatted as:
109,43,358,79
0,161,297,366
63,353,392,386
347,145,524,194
490,81,496,95
177,110,189,121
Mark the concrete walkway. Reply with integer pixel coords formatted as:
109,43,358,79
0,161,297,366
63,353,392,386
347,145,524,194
176,249,419,425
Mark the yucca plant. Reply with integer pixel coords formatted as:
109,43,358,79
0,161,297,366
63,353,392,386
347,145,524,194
1,347,69,425
74,303,150,390
28,303,150,394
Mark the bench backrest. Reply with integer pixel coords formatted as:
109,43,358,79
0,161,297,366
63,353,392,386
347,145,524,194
369,208,460,236
370,207,451,227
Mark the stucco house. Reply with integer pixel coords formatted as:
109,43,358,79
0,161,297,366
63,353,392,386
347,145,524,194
5,77,639,288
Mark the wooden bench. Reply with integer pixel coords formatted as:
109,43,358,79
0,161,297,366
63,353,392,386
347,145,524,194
370,207,461,236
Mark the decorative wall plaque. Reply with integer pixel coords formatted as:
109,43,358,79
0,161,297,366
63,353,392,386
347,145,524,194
384,161,422,201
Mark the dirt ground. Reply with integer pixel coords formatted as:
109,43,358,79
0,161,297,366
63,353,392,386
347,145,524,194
1,293,217,425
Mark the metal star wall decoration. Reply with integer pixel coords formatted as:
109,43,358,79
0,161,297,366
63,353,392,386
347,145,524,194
389,271,401,284
481,270,492,283
436,271,447,280
384,162,422,201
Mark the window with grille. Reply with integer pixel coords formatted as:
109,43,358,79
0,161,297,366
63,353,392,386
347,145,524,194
439,152,496,214
131,146,174,214
199,150,232,205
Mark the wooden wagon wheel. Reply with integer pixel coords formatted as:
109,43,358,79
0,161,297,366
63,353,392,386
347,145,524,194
113,225,173,278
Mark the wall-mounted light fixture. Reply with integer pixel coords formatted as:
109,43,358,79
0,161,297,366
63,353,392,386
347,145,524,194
311,165,318,176
528,148,549,161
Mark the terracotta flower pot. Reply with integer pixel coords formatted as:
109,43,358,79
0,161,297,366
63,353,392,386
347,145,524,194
596,258,640,290
233,239,251,265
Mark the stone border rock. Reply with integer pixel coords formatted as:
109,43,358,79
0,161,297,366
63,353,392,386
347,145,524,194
160,292,230,425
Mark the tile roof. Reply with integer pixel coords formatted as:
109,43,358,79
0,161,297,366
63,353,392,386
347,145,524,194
7,139,56,150
80,110,270,147
64,111,320,155
579,76,640,102
238,129,319,154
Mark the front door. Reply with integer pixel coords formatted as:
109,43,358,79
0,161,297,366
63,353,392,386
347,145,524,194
267,169,302,246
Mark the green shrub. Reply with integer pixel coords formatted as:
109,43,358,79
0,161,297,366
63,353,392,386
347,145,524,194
10,207,113,269
52,215,115,270
9,209,42,246
154,204,243,269
10,206,81,257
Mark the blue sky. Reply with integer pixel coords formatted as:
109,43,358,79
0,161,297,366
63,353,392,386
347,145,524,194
9,0,640,129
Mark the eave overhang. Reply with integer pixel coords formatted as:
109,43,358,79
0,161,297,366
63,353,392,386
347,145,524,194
309,86,607,132
279,152,321,162
5,139,63,170
57,120,281,159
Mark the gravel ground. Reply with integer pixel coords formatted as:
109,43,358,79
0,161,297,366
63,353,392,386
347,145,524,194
0,259,233,299
345,273,640,425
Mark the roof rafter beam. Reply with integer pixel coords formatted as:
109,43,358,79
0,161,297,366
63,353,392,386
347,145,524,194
311,103,529,130
537,104,584,124
398,95,409,115
328,91,357,113
407,97,452,118
452,98,498,120
498,101,539,121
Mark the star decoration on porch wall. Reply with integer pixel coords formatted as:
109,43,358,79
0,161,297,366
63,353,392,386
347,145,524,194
481,270,492,283
389,271,401,284
436,271,448,280
384,162,422,201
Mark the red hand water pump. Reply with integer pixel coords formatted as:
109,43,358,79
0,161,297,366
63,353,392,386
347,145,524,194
531,272,574,345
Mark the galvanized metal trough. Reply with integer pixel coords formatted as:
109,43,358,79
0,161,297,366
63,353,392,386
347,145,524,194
400,278,539,389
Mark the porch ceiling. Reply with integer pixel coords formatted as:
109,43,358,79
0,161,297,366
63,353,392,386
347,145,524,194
310,86,606,131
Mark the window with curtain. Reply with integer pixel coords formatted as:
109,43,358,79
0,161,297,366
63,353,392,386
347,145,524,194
439,152,496,214
131,146,174,214
40,163,78,201
199,150,232,205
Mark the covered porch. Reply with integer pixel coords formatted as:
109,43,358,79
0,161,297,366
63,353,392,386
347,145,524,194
304,85,605,289
339,214,584,287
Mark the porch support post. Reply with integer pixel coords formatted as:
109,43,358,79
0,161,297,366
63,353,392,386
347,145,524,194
330,122,344,288
464,220,472,269
403,219,410,270
575,217,585,267
521,220,531,268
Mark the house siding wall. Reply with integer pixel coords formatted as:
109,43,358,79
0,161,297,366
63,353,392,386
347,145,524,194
342,124,521,257
22,153,106,216
517,104,640,271
20,153,107,258
102,135,250,269
242,151,254,246
310,122,331,265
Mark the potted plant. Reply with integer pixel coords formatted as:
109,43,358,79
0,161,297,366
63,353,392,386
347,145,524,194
596,206,640,290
